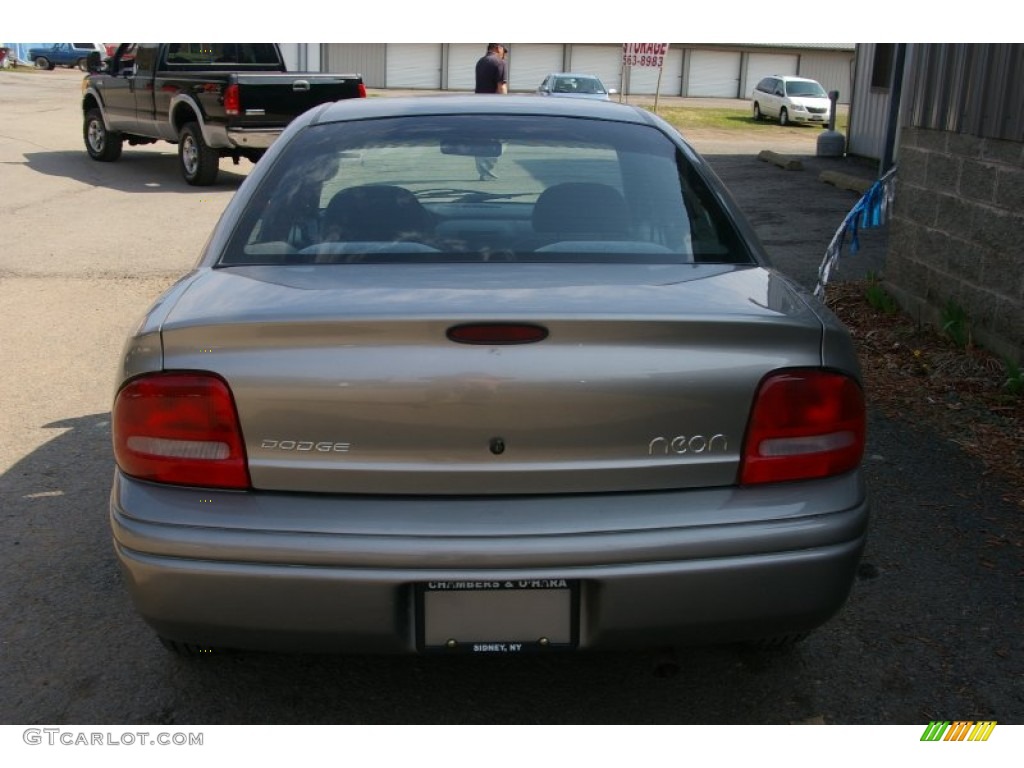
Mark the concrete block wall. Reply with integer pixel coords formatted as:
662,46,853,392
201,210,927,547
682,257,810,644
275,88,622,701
886,126,1024,364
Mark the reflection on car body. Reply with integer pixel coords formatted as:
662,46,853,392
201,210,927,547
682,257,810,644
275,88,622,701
110,95,868,655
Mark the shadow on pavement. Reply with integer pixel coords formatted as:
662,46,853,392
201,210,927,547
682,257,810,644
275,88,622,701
18,150,249,193
0,408,1020,724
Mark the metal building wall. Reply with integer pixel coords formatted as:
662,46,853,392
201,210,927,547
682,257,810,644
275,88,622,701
847,43,894,161
904,43,1024,141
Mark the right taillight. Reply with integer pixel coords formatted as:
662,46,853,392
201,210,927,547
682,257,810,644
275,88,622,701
740,369,865,485
223,83,240,115
113,372,250,490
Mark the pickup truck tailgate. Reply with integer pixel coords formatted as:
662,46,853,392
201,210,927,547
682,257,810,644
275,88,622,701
232,73,364,127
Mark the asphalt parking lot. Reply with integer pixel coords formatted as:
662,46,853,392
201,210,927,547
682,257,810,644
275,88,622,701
0,69,1020,726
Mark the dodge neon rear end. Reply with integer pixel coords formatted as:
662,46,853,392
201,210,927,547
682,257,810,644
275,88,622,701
109,96,869,654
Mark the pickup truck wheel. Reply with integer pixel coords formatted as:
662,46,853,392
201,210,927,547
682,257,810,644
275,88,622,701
84,108,123,162
34,56,54,70
179,122,219,186
77,58,89,72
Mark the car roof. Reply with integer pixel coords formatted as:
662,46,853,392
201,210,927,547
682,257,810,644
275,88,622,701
547,72,603,79
313,94,651,126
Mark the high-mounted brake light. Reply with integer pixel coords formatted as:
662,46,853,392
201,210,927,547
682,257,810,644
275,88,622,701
224,83,240,115
740,369,865,485
113,373,250,489
447,323,549,345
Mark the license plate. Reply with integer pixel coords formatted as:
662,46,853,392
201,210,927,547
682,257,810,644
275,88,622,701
416,579,579,653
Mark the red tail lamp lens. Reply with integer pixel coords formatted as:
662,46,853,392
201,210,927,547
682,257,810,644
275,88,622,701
113,373,250,489
740,369,865,485
224,84,240,115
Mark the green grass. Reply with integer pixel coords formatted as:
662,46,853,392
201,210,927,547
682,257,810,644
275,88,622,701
941,299,972,350
865,272,899,314
652,106,848,133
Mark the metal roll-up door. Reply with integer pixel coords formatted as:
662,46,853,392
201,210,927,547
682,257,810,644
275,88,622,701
625,47,684,95
507,44,564,92
385,44,442,89
566,44,624,91
744,53,799,98
322,44,386,87
687,50,742,97
447,44,489,92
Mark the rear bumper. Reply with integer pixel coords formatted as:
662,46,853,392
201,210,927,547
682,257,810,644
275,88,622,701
201,123,281,151
225,127,281,150
110,471,869,653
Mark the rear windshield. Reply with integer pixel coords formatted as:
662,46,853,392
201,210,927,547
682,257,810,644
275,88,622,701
553,76,606,94
220,113,753,266
164,43,280,66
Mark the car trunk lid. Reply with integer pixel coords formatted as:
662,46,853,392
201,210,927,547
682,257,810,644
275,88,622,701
158,263,824,495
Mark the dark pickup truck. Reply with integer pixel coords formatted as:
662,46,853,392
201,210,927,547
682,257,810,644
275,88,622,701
82,43,366,185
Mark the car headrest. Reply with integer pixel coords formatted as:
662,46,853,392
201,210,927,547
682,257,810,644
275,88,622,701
532,182,630,236
324,185,434,242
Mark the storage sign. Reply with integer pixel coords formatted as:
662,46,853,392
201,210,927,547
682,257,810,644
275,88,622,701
622,43,668,68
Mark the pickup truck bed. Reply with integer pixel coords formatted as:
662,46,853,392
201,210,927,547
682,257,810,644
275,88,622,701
82,43,366,185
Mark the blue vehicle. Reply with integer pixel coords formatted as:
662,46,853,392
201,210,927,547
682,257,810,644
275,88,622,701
28,43,104,71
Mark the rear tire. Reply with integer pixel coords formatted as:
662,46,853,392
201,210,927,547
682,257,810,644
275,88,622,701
77,58,88,72
779,108,790,126
178,122,219,186
84,108,123,162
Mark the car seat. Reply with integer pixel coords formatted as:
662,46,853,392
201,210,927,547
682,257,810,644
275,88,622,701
323,185,435,243
531,182,631,242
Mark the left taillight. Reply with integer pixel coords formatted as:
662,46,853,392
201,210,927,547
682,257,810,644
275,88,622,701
113,373,250,490
358,82,367,98
224,83,240,115
740,369,865,486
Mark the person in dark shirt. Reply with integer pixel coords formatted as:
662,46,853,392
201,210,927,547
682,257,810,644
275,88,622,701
475,43,508,94
474,44,508,180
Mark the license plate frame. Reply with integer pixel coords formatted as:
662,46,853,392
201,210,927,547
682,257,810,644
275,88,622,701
415,579,580,654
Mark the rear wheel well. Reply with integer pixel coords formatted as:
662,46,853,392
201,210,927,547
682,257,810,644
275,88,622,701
171,106,201,138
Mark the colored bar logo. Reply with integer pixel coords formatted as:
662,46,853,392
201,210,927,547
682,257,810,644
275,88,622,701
921,721,997,741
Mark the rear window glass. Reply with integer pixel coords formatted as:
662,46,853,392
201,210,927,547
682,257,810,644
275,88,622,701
220,113,753,266
164,43,280,66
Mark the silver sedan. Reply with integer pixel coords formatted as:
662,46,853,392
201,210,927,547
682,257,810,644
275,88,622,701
537,72,615,100
110,95,869,656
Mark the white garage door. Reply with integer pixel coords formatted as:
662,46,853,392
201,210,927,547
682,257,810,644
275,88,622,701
508,44,564,92
566,45,623,91
625,47,684,95
687,50,741,97
744,53,799,98
386,44,442,89
447,44,489,92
